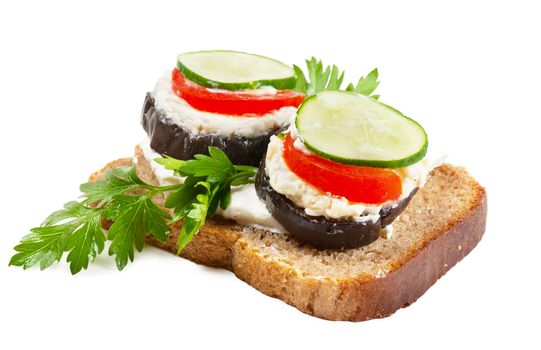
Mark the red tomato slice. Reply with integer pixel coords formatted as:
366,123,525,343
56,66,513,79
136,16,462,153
171,69,305,116
282,135,402,204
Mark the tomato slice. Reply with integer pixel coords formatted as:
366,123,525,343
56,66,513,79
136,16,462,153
171,69,305,116
282,135,402,204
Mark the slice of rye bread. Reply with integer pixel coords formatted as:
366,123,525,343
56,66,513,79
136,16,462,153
89,145,487,321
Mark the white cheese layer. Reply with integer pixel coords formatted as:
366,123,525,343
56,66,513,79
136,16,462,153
151,71,296,137
265,134,441,221
140,140,184,187
140,140,285,233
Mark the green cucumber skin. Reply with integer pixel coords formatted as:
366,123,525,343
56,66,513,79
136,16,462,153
176,50,296,91
295,91,429,169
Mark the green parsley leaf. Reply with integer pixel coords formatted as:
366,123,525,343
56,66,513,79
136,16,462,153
179,147,236,183
208,183,228,215
11,148,259,274
80,166,149,207
10,164,173,274
10,225,67,271
65,213,105,274
154,156,186,176
294,57,345,97
9,201,105,274
157,147,258,253
218,185,231,211
177,181,217,253
106,195,171,270
293,58,382,99
165,177,204,221
345,68,380,97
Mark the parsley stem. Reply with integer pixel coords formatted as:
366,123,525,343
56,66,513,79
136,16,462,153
233,165,258,173
147,183,183,196
228,171,257,185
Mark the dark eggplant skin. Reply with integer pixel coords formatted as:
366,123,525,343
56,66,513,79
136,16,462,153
255,163,418,249
141,93,282,166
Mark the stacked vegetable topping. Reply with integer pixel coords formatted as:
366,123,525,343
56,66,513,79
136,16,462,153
142,50,305,166
256,90,429,248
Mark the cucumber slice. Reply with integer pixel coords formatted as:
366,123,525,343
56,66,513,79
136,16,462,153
295,90,428,168
177,50,296,91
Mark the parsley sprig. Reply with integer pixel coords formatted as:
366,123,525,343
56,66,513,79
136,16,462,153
345,68,380,99
9,147,257,274
156,147,256,252
294,57,345,96
294,57,380,99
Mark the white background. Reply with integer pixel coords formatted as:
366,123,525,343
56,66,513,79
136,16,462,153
1,0,539,349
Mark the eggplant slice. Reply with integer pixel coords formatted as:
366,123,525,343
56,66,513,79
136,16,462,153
255,164,418,249
141,94,281,166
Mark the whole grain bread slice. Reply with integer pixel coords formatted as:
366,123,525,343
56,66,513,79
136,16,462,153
90,146,487,321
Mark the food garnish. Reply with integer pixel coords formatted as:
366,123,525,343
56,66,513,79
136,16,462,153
9,147,257,274
293,57,380,98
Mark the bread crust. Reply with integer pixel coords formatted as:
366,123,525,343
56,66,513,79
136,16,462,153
91,147,487,321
